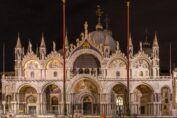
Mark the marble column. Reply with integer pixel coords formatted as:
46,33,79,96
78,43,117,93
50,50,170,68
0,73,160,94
2,101,5,114
38,93,41,114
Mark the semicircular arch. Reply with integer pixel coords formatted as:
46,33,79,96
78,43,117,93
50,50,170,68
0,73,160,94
132,82,154,93
17,83,38,93
41,82,62,94
108,82,127,93
69,49,103,68
161,85,171,93
23,60,41,69
132,58,151,69
107,58,127,69
45,59,63,69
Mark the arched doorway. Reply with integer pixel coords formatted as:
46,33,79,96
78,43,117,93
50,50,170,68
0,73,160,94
43,84,61,114
18,85,37,115
72,79,100,115
5,95,12,113
111,84,127,115
161,87,171,115
83,96,93,115
133,84,153,115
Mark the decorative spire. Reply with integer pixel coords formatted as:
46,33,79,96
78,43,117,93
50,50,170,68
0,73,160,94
65,32,69,48
53,41,56,51
16,32,22,48
143,29,150,47
104,35,110,46
96,5,103,30
116,41,120,51
36,45,39,55
84,21,88,38
140,42,143,51
27,40,33,53
129,33,133,56
40,33,46,48
153,32,159,47
129,33,133,47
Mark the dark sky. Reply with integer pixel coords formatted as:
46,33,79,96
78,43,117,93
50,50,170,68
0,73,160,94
0,0,177,72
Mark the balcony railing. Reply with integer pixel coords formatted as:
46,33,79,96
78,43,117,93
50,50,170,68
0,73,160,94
2,74,172,81
105,76,172,80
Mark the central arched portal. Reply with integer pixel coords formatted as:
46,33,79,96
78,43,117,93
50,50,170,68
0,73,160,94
72,78,100,115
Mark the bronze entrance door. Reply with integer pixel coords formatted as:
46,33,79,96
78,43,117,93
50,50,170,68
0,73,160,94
83,102,92,115
52,105,58,113
28,106,36,115
140,106,145,114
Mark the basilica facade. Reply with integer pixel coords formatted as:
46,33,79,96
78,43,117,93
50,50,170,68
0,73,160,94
1,18,177,117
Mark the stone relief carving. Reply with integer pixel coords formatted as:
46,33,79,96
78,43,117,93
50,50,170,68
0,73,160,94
47,60,62,69
109,59,126,68
133,59,148,68
27,95,37,103
26,61,39,69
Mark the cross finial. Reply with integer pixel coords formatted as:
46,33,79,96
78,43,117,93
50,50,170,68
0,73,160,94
140,42,143,51
96,5,103,24
53,41,56,51
84,21,88,38
96,5,104,30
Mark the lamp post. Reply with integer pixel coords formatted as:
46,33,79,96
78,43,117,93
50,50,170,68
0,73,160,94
61,0,67,116
126,1,131,116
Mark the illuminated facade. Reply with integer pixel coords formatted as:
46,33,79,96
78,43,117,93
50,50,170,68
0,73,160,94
1,9,177,117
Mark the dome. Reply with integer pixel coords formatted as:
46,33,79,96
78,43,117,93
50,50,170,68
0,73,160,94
89,30,116,51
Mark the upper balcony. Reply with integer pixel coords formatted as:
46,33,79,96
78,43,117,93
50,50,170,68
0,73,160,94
2,71,172,81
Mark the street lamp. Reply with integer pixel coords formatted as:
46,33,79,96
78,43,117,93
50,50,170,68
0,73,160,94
116,96,123,117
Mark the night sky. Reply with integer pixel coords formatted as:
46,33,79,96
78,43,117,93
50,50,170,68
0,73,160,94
0,0,177,72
